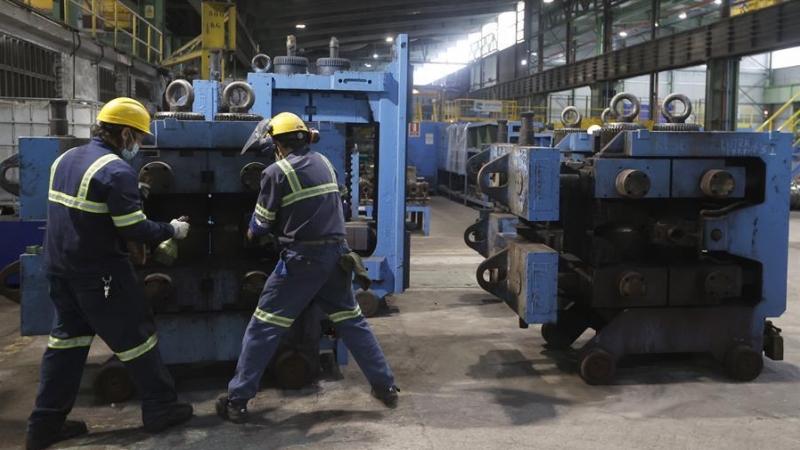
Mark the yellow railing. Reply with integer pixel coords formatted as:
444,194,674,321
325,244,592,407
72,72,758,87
65,0,163,64
444,99,519,122
757,91,800,132
18,0,163,65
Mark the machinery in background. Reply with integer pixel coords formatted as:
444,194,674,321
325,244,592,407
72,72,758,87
465,93,790,384
17,34,410,400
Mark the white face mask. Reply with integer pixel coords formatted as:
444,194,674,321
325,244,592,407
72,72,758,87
121,131,140,160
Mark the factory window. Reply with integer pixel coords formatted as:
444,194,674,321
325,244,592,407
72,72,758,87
98,67,116,103
0,33,58,98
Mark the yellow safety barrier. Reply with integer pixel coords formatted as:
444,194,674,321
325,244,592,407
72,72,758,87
62,0,163,64
443,99,519,122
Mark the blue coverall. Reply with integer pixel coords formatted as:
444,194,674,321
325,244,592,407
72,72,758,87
29,137,179,433
227,145,395,402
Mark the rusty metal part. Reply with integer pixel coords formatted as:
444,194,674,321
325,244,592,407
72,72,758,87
615,169,651,199
700,169,736,198
153,111,205,121
519,111,536,146
240,163,267,191
724,344,763,381
618,271,647,300
0,260,21,304
355,289,380,318
165,79,194,111
561,106,583,128
251,53,272,73
661,93,692,123
579,347,615,385
496,119,508,143
214,113,264,122
222,81,256,113
94,359,134,403
139,162,173,195
272,350,314,389
599,122,646,148
240,271,268,309
143,273,174,311
609,92,640,122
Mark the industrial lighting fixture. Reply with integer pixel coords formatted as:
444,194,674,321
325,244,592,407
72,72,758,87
714,0,722,4
365,63,372,68
412,88,420,94
654,22,659,27
521,59,528,65
373,53,379,59
295,24,306,29
619,31,628,37
543,0,554,3
532,52,538,56
679,12,687,19
386,37,394,42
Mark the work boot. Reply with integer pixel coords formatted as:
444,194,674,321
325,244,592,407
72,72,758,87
25,420,88,450
371,384,400,409
216,394,249,424
143,403,194,433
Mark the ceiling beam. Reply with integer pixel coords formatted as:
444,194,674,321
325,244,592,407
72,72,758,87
244,0,516,19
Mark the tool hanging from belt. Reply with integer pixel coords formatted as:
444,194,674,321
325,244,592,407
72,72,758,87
339,252,370,290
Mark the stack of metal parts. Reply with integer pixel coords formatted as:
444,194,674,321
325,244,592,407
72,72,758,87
465,93,790,385
405,166,429,205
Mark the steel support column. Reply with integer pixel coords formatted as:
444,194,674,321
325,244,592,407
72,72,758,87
705,58,739,131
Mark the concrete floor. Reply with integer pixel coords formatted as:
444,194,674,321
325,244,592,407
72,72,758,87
2,196,800,449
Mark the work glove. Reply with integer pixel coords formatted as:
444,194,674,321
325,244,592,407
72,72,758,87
138,182,151,201
170,218,190,240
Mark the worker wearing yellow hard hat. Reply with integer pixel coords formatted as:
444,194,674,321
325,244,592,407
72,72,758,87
25,97,193,450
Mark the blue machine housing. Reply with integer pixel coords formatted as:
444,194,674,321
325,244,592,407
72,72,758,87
466,122,792,384
16,36,412,386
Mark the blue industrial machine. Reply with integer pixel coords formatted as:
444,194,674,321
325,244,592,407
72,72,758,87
17,35,410,399
465,93,790,384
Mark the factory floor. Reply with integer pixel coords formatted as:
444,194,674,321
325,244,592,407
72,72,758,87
2,196,800,449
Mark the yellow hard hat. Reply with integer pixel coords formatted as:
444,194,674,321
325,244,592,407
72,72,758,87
267,112,308,137
96,97,153,135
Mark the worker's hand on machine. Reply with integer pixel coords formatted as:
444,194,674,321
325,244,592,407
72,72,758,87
246,228,255,242
138,182,151,201
170,216,190,240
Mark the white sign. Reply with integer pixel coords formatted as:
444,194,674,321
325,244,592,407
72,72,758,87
472,100,503,113
425,133,434,145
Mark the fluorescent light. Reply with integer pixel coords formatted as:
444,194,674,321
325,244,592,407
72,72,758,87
373,53,378,59
619,31,628,37
412,89,420,94
386,37,394,42
295,24,306,29
532,52,538,56
679,12,687,19
521,59,527,65
714,0,722,4
654,22,659,27
543,0,554,3
365,63,372,68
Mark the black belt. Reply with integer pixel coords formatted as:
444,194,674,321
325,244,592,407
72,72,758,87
291,237,344,247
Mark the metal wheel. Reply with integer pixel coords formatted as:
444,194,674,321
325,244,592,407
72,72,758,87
579,347,615,385
272,350,314,390
724,344,763,382
541,323,579,350
0,260,20,304
355,289,380,318
94,361,135,403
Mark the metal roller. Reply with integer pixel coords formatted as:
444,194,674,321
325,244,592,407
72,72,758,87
240,162,267,191
139,162,173,195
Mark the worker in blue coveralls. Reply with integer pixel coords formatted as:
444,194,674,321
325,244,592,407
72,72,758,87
216,112,399,424
25,98,194,450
